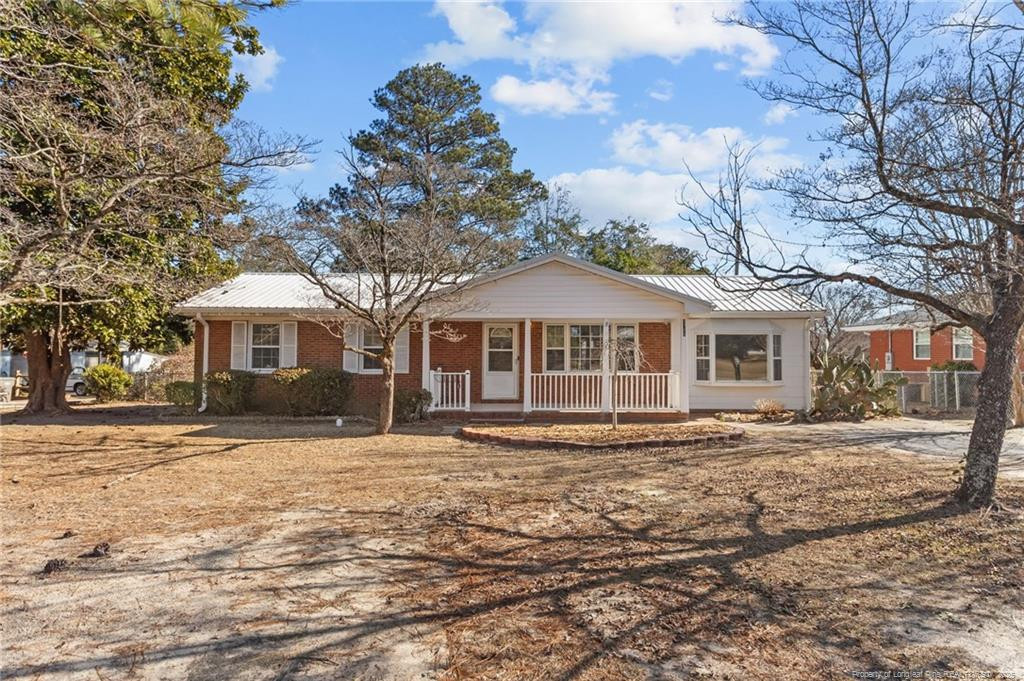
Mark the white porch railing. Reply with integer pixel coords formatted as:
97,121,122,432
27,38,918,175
531,373,603,411
429,369,470,411
612,372,679,411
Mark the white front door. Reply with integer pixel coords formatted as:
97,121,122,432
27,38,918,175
483,324,518,399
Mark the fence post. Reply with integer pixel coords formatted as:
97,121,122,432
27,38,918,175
954,371,961,412
463,370,471,411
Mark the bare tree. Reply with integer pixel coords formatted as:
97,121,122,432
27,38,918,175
808,284,880,364
275,65,542,434
693,1,1023,507
679,139,760,275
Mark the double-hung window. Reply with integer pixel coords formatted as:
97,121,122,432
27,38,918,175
544,323,604,372
361,326,384,372
913,329,931,360
772,334,783,381
250,323,281,370
953,328,973,361
614,324,637,372
695,334,711,381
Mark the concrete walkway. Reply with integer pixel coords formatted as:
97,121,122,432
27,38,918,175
746,417,1024,479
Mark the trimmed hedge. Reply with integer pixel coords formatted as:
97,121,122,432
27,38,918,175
206,370,256,415
83,364,133,402
271,367,354,416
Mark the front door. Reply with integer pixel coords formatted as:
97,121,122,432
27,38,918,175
483,324,517,399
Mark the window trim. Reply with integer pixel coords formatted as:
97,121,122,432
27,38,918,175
249,322,282,373
612,323,639,373
952,327,973,361
913,328,932,360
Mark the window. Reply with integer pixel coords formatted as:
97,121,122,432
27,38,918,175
545,325,565,371
614,324,637,372
913,329,931,360
543,323,604,372
250,323,281,369
696,334,710,382
570,324,603,371
715,334,768,381
361,326,383,371
953,327,973,361
487,326,514,371
771,334,783,381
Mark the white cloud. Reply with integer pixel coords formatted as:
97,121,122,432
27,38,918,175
713,60,732,72
234,46,283,92
608,119,801,178
424,1,778,116
763,103,797,125
491,75,614,116
550,166,691,226
647,79,674,102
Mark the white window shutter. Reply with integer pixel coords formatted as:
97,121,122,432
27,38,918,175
280,322,298,368
395,325,410,374
343,322,360,372
230,321,247,370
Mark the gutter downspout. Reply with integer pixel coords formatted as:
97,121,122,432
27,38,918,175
196,313,209,413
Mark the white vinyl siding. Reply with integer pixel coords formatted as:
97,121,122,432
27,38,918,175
913,329,931,360
953,328,973,361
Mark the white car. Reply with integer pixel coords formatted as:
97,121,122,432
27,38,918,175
66,367,87,396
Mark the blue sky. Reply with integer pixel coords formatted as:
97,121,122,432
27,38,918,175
233,1,815,256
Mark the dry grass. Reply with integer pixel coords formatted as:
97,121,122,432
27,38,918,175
466,422,732,444
1,404,1022,680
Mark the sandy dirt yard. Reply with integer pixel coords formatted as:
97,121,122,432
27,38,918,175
1,405,1022,680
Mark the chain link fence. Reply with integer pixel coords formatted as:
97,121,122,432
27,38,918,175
811,369,986,416
124,369,193,402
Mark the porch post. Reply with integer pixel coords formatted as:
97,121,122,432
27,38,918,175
601,319,611,413
421,320,431,391
523,318,532,413
670,318,683,412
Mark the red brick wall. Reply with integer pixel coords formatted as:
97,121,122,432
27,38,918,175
638,322,671,372
863,328,1019,371
195,320,421,416
429,321,484,403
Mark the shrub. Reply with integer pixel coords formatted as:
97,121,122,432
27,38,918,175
812,354,906,421
83,364,133,402
271,367,353,416
394,388,432,423
164,381,197,410
206,370,255,415
932,360,978,372
753,399,786,417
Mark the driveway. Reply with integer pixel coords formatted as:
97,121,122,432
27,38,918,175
748,417,1024,479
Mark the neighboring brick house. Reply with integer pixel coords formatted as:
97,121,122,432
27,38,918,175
175,254,823,419
844,310,1023,371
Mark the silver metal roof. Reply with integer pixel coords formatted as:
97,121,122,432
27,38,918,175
633,275,819,313
176,262,820,316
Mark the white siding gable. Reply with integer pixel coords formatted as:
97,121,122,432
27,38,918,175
447,261,685,320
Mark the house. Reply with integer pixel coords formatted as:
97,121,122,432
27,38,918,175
174,254,823,419
844,310,994,371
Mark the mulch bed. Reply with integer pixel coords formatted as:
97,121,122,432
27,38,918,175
460,422,743,449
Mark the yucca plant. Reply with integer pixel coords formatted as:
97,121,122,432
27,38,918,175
812,353,906,421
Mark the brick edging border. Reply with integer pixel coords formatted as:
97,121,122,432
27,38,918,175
458,425,745,450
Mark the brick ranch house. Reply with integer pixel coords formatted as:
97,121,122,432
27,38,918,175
844,309,1024,372
174,254,823,419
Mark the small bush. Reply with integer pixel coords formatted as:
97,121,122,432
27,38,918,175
753,399,786,416
394,388,432,423
164,381,197,409
932,360,978,372
272,367,353,416
206,370,256,415
83,364,133,402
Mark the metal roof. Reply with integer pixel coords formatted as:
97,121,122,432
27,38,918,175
843,308,955,332
633,275,819,314
176,262,821,316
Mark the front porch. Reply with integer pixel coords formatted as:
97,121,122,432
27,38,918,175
421,318,687,418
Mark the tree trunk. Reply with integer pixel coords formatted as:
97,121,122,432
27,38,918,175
376,349,395,435
23,329,73,414
957,320,1021,506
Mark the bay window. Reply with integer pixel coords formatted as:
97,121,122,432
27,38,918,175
694,331,784,383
